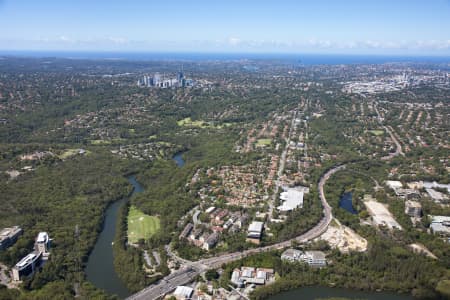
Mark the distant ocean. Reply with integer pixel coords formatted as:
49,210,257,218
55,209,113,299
1,50,450,65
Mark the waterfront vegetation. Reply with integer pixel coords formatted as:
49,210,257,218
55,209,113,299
215,236,449,300
0,152,133,298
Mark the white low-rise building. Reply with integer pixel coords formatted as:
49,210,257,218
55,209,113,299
246,221,264,244
405,200,422,217
386,180,403,190
36,232,50,254
173,286,194,299
277,188,304,212
281,248,327,267
430,215,450,240
12,252,42,281
231,267,274,287
12,232,51,281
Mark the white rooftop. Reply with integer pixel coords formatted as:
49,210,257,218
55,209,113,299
424,181,450,193
277,188,304,212
430,223,450,234
431,215,450,224
248,221,264,233
385,180,403,190
16,252,39,268
36,232,48,243
173,286,194,298
426,188,446,201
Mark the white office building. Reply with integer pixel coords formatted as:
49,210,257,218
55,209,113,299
277,187,304,212
281,248,327,267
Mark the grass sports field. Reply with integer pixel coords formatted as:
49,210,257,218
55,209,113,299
127,205,160,243
256,138,272,146
368,130,384,136
177,117,208,127
177,117,233,129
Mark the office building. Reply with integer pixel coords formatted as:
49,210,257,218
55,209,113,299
173,285,194,300
277,187,304,212
246,221,264,244
12,232,51,281
138,70,194,89
280,248,303,262
405,200,422,217
12,251,42,281
0,226,23,250
35,232,50,254
231,267,274,287
203,232,219,251
179,223,193,239
430,215,450,240
281,248,327,267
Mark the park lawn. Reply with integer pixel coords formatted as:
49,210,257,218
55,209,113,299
90,139,111,145
177,117,234,129
127,205,160,244
59,149,91,159
368,130,384,136
177,117,210,128
256,138,272,146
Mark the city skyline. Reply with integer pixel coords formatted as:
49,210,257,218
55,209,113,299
0,0,450,55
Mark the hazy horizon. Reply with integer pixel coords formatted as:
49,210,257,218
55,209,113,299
1,0,450,56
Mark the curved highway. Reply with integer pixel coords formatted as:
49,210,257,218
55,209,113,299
127,165,344,300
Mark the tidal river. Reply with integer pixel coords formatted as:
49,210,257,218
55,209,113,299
85,153,185,298
85,175,143,299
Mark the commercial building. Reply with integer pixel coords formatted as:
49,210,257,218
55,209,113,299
179,223,194,240
246,221,264,244
203,232,219,251
281,248,302,262
189,228,203,240
423,181,450,193
300,251,327,267
231,267,274,287
281,248,327,267
425,188,448,203
395,189,421,200
405,200,422,217
35,232,50,254
173,285,194,299
12,232,51,281
12,251,42,281
0,226,22,250
138,70,194,89
429,215,450,240
385,180,403,190
277,187,304,212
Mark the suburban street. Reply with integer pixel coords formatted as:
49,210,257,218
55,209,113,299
268,110,297,218
373,101,404,157
127,164,342,300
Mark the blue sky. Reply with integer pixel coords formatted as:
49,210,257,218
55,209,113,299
1,0,450,55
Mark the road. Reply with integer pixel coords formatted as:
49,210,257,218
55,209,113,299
373,101,404,157
268,110,297,218
127,164,343,300
127,267,199,300
384,125,404,156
